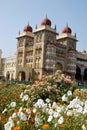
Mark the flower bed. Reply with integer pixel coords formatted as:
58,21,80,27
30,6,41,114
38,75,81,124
0,71,87,130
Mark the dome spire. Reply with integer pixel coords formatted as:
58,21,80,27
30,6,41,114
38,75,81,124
23,22,33,32
18,30,20,35
28,21,30,26
35,24,37,29
74,32,76,37
46,14,47,19
66,22,68,27
54,25,56,30
62,24,72,34
41,15,51,26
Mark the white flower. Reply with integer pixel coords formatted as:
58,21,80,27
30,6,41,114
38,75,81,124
67,90,72,96
33,108,37,113
22,94,29,101
68,97,83,109
4,119,14,130
58,116,64,124
52,102,59,110
36,99,44,108
48,109,54,115
17,121,20,125
67,110,73,116
42,103,48,112
82,124,86,130
76,106,83,113
52,102,57,108
10,102,16,107
62,94,68,102
26,108,31,114
46,98,50,103
83,107,87,114
83,101,87,114
20,92,23,98
2,108,7,114
19,107,22,112
12,113,17,118
47,115,53,122
56,106,62,113
18,112,27,121
53,112,60,118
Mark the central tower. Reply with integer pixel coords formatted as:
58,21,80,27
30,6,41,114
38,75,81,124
33,16,57,79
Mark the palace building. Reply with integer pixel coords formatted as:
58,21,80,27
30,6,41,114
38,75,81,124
0,16,87,83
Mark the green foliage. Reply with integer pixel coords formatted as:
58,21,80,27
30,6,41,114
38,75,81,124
0,70,87,130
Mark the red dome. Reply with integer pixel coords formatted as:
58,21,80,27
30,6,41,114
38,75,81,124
46,42,56,46
41,16,51,26
62,25,72,34
23,24,32,32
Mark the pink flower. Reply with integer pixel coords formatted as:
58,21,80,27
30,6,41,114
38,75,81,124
24,89,29,93
64,78,71,84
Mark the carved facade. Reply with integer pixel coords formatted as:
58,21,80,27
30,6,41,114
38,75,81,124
0,16,87,83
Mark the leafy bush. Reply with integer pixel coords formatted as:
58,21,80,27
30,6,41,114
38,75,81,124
1,70,87,130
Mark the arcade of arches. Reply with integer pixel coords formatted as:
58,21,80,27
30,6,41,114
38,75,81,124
75,66,87,83
17,71,33,81
6,71,15,80
9,65,87,82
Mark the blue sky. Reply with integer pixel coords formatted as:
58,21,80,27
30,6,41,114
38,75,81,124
0,0,87,57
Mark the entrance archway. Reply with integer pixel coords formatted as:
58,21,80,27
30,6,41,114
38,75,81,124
56,63,63,71
6,72,10,80
18,71,25,81
35,72,40,80
75,66,81,81
83,68,87,81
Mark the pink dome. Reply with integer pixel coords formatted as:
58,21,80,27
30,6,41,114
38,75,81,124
23,24,32,32
62,25,72,34
41,16,51,26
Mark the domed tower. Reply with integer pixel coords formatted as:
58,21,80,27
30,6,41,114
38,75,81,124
16,23,34,81
33,16,58,79
56,24,78,78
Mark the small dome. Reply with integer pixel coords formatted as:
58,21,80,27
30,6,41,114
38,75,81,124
23,24,32,32
82,50,86,54
62,25,72,34
46,42,56,46
41,16,51,26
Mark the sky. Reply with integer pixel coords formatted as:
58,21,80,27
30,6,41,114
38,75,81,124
0,0,87,57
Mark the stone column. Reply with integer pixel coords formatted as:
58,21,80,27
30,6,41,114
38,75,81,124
81,67,85,83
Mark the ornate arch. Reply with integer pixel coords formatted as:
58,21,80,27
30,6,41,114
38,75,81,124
6,71,10,80
18,71,25,81
56,62,63,71
35,72,40,80
75,66,81,81
83,68,87,81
